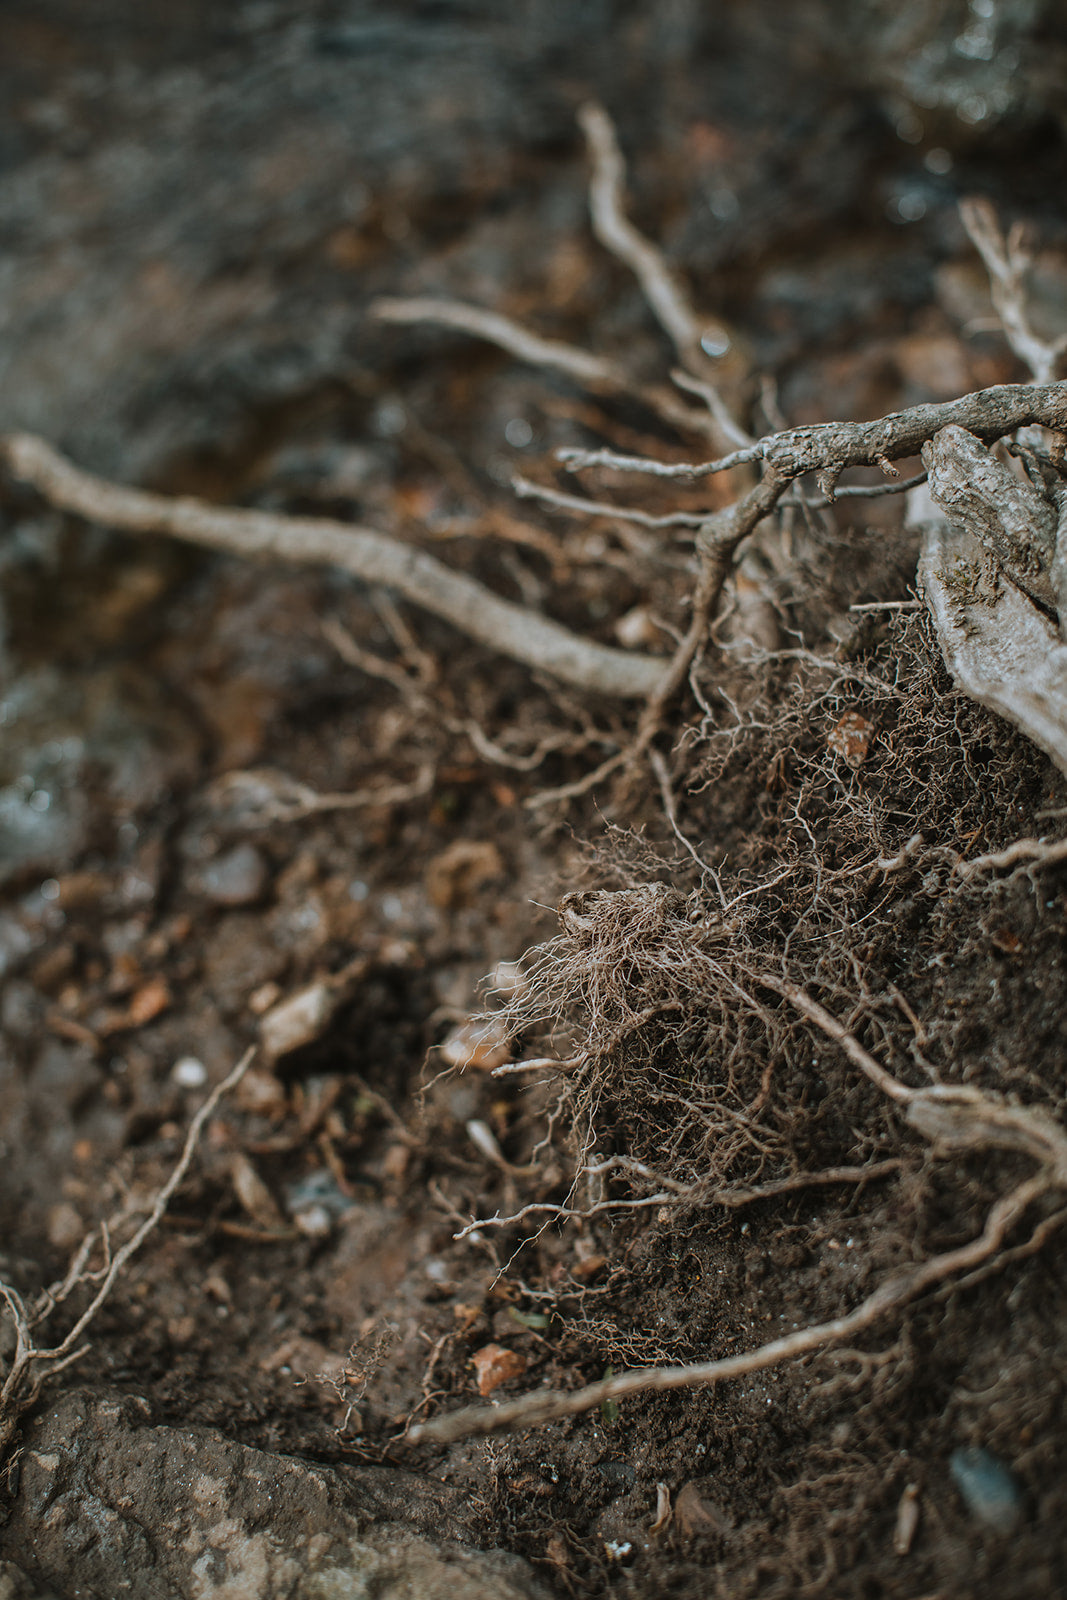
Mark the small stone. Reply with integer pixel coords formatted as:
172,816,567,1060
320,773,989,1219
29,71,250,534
260,981,337,1059
293,1202,333,1239
46,1201,84,1253
893,1482,921,1555
230,1152,284,1229
125,975,172,1028
172,1056,208,1088
950,1447,1024,1535
425,840,504,910
614,606,663,650
197,844,269,906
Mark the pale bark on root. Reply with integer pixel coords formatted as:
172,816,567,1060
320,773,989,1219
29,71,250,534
3,383,1065,708
0,432,666,701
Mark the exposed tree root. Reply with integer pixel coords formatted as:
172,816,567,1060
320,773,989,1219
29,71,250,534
413,975,1067,1444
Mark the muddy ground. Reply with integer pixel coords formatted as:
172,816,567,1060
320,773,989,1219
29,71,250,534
2,4,1067,1597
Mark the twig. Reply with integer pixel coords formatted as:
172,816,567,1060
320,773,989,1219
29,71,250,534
1,1047,256,1452
558,386,1067,486
754,974,916,1104
373,295,620,389
960,198,1067,385
371,296,713,437
579,102,703,363
512,473,707,529
452,1192,675,1241
556,443,761,479
713,1158,902,1208
671,369,756,448
804,470,928,506
0,433,665,700
207,763,435,825
578,103,749,460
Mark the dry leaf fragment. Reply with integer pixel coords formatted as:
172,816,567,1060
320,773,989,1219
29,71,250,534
673,1481,732,1539
828,711,873,769
471,1343,528,1396
230,1152,284,1229
650,1482,673,1535
453,1302,484,1335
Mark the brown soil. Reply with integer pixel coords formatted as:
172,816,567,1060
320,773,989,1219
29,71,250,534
3,17,1067,1596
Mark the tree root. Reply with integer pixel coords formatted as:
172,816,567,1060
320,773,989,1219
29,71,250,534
411,981,1067,1444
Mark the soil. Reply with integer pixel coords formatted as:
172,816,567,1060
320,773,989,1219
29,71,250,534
3,6,1067,1598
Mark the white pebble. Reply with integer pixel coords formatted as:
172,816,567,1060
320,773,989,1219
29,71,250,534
172,1056,208,1088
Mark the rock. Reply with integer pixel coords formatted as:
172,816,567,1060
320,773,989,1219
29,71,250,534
0,1391,549,1600
193,844,270,907
0,666,199,888
949,1446,1025,1536
0,1561,62,1600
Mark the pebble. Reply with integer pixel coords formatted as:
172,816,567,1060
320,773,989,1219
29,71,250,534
197,844,268,906
172,1056,208,1088
949,1447,1024,1535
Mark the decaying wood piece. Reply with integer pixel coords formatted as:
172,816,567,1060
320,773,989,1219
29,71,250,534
923,424,1057,610
918,423,1067,777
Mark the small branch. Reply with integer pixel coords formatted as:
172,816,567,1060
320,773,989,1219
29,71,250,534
556,443,761,479
960,198,1067,385
512,473,707,529
760,383,1067,484
578,101,748,461
0,433,666,700
558,387,1067,486
579,102,703,363
373,295,619,388
804,470,928,507
754,974,916,1104
713,1158,902,1208
452,1192,674,1241
372,296,712,437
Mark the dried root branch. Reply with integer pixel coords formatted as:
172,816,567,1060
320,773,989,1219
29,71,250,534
0,1047,255,1455
576,102,750,451
0,432,665,700
371,296,714,438
956,834,1067,878
414,980,1067,1444
412,1172,1048,1444
960,197,1067,385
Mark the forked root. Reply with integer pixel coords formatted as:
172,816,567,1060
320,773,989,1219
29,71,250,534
410,980,1067,1445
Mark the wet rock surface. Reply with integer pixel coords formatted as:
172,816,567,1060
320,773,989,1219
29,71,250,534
1,1391,548,1600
